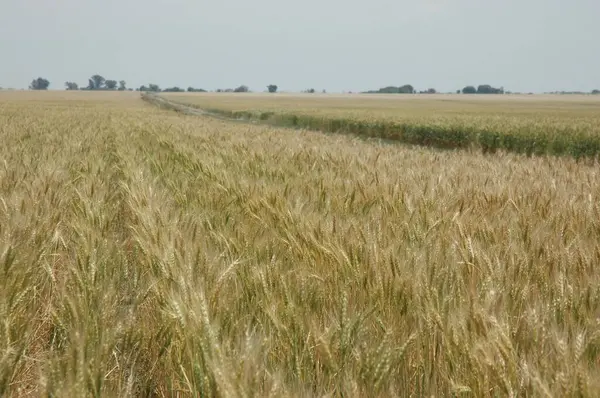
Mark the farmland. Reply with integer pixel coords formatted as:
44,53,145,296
163,92,600,158
2,90,600,396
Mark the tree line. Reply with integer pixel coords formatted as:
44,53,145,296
362,84,600,95
24,76,600,95
28,75,207,93
27,77,316,94
364,84,506,94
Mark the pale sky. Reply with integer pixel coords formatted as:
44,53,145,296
0,0,598,93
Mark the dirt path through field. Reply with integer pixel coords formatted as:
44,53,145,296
141,93,258,124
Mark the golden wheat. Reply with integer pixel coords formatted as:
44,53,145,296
163,92,600,158
1,91,600,396
163,92,600,134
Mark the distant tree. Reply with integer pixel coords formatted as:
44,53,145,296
425,88,436,94
29,77,50,90
304,88,316,93
88,75,106,90
477,84,504,94
376,86,401,94
322,89,327,93
138,84,159,92
105,80,118,90
462,86,477,94
163,87,185,92
187,87,207,92
365,85,415,94
592,89,600,95
456,89,461,94
477,85,491,94
267,84,278,93
234,85,249,93
398,84,414,94
550,90,586,95
65,82,79,90
118,80,127,91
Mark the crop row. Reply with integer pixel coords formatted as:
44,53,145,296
152,95,600,160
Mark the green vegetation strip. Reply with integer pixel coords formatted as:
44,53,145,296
147,94,600,160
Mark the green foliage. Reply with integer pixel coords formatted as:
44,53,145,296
137,84,162,92
163,87,185,93
105,80,118,90
234,85,249,93
477,84,504,94
187,87,207,92
29,77,50,90
88,75,106,90
398,84,414,93
267,84,278,93
462,86,477,94
65,82,79,91
144,84,160,92
118,81,127,91
366,85,415,94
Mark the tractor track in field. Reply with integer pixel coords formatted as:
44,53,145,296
139,93,407,148
141,93,600,160
141,93,259,124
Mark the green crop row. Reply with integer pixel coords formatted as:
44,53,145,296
150,95,600,160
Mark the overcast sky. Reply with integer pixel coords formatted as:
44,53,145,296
0,0,598,93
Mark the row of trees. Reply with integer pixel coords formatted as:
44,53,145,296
364,84,506,94
64,75,129,91
364,84,599,95
137,84,207,92
548,90,600,95
365,85,416,94
214,85,249,93
460,85,504,94
25,77,600,95
27,77,313,94
29,75,207,93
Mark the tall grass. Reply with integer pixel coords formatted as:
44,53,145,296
1,91,600,396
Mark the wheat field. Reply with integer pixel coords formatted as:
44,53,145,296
1,91,600,396
164,92,600,158
162,92,600,124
